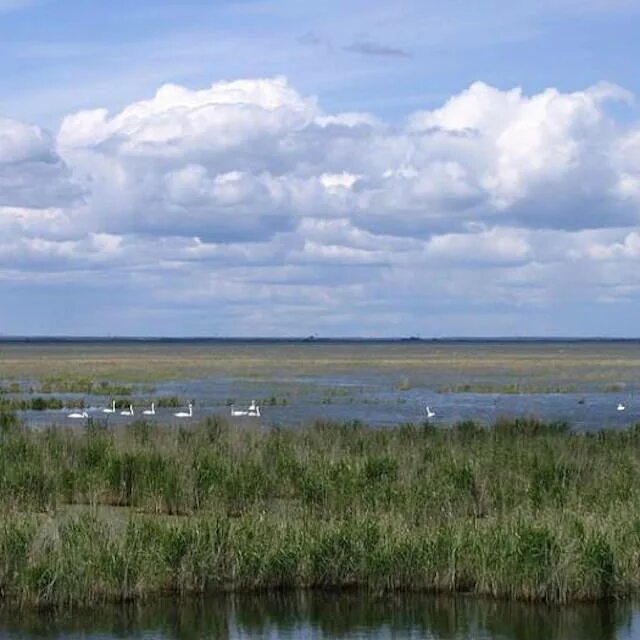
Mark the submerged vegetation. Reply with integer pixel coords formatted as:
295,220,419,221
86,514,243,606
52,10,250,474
1,411,640,608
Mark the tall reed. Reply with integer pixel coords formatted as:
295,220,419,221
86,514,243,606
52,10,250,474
2,411,640,607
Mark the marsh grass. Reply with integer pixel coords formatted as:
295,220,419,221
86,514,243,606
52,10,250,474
0,397,85,412
438,383,580,394
3,341,640,384
2,412,640,607
38,377,138,396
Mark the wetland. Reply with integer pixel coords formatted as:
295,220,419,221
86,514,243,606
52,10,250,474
3,339,640,638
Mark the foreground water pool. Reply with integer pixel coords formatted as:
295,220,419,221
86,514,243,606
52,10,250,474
1,592,640,639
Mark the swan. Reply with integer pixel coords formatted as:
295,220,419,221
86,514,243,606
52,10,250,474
68,409,88,419
102,400,116,414
617,403,626,412
174,403,193,418
142,402,155,416
247,400,261,417
120,405,134,416
230,401,260,417
425,405,436,419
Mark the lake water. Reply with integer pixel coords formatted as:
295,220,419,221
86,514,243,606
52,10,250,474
4,339,640,430
1,592,639,639
17,372,640,431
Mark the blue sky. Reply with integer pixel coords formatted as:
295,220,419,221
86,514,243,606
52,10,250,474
1,0,640,336
2,0,639,127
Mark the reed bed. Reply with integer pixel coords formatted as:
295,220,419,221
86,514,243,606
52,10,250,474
2,412,640,608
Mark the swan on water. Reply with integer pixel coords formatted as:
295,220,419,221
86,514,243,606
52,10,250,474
142,402,155,416
617,403,626,412
174,403,193,418
230,401,260,417
230,405,248,416
247,400,260,417
425,405,436,419
120,405,134,416
68,409,88,419
102,400,116,414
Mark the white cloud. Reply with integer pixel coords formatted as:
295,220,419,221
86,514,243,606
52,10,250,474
425,228,531,265
2,77,640,334
408,81,632,225
0,117,81,211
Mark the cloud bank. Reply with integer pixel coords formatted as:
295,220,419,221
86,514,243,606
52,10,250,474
1,77,640,335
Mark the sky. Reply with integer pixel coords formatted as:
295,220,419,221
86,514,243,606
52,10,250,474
1,0,640,336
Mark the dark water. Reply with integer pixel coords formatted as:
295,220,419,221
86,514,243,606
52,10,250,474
1,593,639,639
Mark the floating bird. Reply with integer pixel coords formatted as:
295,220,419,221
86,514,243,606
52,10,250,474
230,401,260,417
142,402,155,416
247,400,260,417
174,403,193,418
230,404,247,416
617,403,626,412
120,405,134,416
68,409,88,419
425,405,436,419
102,400,116,414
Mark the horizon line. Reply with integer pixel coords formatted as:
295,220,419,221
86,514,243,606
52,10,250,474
0,335,638,343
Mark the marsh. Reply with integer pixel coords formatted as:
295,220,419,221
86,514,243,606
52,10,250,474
2,339,640,429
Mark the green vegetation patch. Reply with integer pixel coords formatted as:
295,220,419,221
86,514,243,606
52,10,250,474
439,383,580,394
1,412,640,607
39,377,138,396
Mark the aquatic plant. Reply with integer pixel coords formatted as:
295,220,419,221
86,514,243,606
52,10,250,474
1,412,640,606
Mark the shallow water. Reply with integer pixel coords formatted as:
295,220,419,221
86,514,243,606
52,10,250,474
1,592,639,639
4,340,640,430
18,374,639,430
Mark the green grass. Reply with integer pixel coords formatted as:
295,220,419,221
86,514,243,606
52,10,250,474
0,397,85,411
2,412,640,607
438,383,580,394
38,376,139,396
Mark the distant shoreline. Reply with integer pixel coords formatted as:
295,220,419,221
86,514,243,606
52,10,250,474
0,336,638,345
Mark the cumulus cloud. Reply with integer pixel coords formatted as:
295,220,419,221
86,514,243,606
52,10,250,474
2,76,640,334
0,117,81,211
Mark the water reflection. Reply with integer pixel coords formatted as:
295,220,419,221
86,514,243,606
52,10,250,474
0,592,637,640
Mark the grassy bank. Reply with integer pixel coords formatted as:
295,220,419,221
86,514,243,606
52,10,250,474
2,412,640,607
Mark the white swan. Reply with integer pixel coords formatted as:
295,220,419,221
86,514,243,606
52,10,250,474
425,405,436,419
247,400,261,417
174,403,193,418
120,404,134,416
68,409,88,419
142,402,155,416
102,400,116,414
617,403,626,412
230,401,260,417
